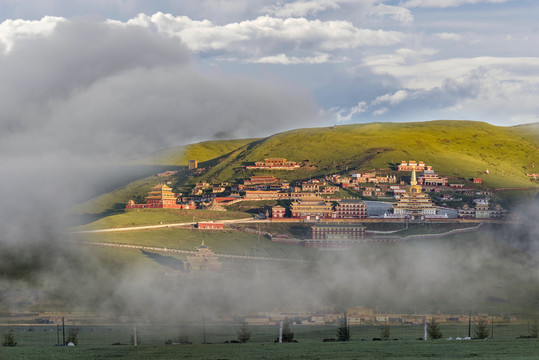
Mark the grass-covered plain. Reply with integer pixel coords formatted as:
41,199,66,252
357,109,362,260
1,324,538,359
74,226,316,260
73,208,252,230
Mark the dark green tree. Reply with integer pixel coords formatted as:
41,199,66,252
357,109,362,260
474,318,489,339
282,318,294,342
2,329,16,346
380,324,391,341
427,318,443,340
336,315,350,341
66,327,79,345
237,323,251,343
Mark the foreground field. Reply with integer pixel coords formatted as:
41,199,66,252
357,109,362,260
1,324,537,359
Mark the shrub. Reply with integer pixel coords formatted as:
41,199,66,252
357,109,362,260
237,323,251,343
281,318,294,342
66,328,79,345
427,318,442,340
2,329,17,346
380,324,391,341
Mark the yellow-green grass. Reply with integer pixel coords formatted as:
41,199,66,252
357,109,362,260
71,139,256,219
73,208,251,230
75,227,315,259
195,120,538,188
71,175,167,218
71,121,537,223
137,138,257,166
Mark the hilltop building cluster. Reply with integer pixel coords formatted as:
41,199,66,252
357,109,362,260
127,157,508,221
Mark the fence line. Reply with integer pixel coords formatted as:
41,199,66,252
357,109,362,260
79,241,307,262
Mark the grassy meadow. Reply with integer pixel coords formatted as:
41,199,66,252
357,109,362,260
1,324,538,359
73,208,252,230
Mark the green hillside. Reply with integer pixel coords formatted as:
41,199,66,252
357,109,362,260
190,120,538,188
71,139,256,221
138,138,257,166
74,120,538,221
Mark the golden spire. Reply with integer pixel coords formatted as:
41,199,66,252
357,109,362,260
410,165,417,186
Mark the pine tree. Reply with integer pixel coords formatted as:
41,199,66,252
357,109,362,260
427,318,442,340
336,315,350,341
474,318,489,339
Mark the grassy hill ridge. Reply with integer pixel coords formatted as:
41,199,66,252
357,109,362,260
74,120,538,219
190,120,538,188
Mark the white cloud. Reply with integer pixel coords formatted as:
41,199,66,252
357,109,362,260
0,16,64,53
333,63,539,125
263,0,346,17
372,107,388,116
401,0,508,8
373,89,409,105
363,49,539,90
253,53,331,64
373,3,414,25
330,101,368,123
120,13,407,56
433,32,461,41
264,0,414,25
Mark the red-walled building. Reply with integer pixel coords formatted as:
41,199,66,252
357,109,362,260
333,199,367,219
197,222,224,230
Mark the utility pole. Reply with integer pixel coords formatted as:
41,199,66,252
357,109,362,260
279,321,283,343
133,324,137,346
62,317,65,346
202,316,207,344
468,311,472,338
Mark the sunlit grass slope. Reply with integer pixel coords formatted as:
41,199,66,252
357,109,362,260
139,138,257,166
72,139,257,218
76,227,314,259
195,120,538,188
74,120,537,220
75,209,251,230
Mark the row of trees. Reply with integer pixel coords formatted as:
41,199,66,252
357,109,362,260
3,319,537,346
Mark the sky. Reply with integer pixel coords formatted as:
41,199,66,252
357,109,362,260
1,0,539,135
